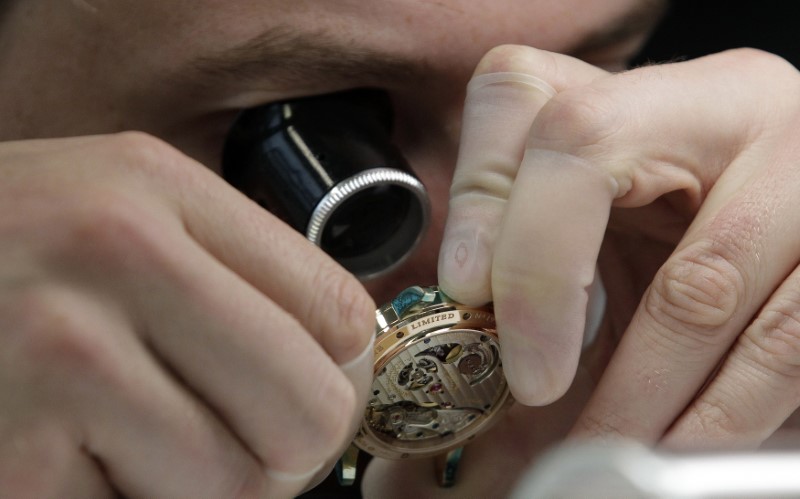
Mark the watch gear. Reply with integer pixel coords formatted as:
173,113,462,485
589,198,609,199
352,285,513,460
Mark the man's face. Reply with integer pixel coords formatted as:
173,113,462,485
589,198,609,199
0,0,664,300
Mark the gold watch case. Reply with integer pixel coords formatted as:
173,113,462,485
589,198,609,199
352,285,513,460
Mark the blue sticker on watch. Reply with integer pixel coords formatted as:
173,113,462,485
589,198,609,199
391,286,426,316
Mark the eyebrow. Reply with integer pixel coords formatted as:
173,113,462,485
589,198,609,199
188,25,430,91
568,0,669,57
188,0,668,91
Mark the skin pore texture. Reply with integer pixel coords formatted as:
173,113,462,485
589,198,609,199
17,0,800,498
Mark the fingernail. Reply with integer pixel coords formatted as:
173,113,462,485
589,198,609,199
468,72,557,98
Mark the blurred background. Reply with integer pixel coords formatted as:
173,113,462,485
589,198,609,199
632,0,798,67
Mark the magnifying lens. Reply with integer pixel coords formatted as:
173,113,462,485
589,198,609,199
222,89,430,280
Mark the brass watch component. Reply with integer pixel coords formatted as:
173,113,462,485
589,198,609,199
352,285,513,460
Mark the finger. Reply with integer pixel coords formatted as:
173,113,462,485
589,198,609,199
494,49,800,406
175,143,376,363
149,130,377,460
568,51,800,439
662,262,800,449
83,209,367,480
0,423,113,499
438,45,608,305
493,151,617,404
31,137,371,487
95,132,376,365
0,285,269,499
0,130,372,363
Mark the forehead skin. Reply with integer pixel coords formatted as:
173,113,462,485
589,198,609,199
69,0,641,68
0,0,652,140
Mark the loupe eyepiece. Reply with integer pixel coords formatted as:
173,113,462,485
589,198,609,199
222,89,430,280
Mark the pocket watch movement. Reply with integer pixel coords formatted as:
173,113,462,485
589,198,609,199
352,285,513,460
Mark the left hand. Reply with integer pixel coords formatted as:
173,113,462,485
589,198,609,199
363,44,800,497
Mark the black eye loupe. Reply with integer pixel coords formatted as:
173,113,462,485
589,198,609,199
222,89,430,280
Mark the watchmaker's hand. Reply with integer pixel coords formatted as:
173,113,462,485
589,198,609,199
437,46,608,403
0,133,375,498
365,42,800,497
441,44,800,450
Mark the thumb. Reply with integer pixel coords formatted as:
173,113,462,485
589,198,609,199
438,46,607,305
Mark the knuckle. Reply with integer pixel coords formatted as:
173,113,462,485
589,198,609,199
8,287,113,380
645,240,744,340
713,49,800,120
528,86,622,153
449,169,516,201
108,131,181,166
64,194,173,273
105,131,197,184
747,294,800,377
682,398,742,440
720,48,798,80
574,412,633,441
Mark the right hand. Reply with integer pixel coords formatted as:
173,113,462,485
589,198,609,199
0,132,376,498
